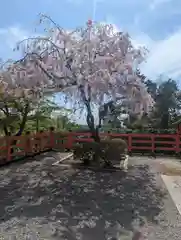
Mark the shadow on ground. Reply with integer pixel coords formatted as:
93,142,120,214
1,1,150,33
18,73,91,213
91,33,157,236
0,152,166,239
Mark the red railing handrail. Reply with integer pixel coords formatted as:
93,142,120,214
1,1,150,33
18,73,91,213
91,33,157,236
0,131,181,166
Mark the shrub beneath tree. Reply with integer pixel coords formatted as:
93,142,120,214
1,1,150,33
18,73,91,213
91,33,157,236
73,138,127,167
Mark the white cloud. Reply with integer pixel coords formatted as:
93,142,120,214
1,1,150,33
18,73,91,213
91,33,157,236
140,28,181,81
131,33,154,49
103,20,181,82
0,26,28,48
1,22,181,84
0,26,30,60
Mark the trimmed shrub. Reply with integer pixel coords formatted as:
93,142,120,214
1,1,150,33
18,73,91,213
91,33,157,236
73,141,100,165
73,138,127,166
100,138,127,163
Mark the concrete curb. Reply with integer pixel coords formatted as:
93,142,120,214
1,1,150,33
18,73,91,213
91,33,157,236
161,175,181,216
52,153,73,166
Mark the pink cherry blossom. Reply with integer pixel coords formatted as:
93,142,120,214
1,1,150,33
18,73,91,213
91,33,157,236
0,16,154,115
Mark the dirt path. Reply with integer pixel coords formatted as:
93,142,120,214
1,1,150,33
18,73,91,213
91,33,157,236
0,153,181,239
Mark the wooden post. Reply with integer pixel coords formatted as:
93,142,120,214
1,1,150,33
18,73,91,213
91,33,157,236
177,123,181,134
128,134,132,153
39,130,44,152
107,131,111,140
6,136,11,162
25,131,32,156
49,127,55,150
151,134,155,153
176,133,180,154
175,123,181,155
66,130,73,150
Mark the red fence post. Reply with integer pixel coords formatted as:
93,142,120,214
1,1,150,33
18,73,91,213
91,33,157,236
151,134,155,154
176,133,180,154
66,130,73,149
25,131,32,156
49,127,55,149
128,135,132,153
39,131,44,152
6,136,11,162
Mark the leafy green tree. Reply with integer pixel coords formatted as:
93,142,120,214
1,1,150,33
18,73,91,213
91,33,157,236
55,115,73,130
0,95,72,136
27,99,63,132
99,101,128,129
122,78,181,131
152,79,181,129
145,79,157,100
0,95,31,136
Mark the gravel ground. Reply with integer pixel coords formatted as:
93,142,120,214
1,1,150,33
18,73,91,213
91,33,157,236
0,153,181,239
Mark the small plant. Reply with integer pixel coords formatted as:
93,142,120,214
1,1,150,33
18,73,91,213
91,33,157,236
73,138,127,167
73,141,99,165
100,138,127,166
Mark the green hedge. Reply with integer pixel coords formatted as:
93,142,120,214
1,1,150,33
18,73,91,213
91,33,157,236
73,138,127,165
71,127,178,134
100,128,177,134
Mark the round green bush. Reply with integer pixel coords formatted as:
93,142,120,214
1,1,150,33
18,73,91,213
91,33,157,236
100,138,127,161
73,137,127,165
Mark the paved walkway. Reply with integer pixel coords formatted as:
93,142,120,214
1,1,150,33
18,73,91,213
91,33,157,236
161,175,181,216
0,153,181,239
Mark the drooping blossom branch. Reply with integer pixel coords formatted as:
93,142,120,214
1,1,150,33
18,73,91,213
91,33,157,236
0,15,154,134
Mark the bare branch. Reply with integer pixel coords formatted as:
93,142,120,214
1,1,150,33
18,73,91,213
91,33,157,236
39,14,64,34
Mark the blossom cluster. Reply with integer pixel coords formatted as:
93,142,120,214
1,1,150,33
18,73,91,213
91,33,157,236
0,17,154,114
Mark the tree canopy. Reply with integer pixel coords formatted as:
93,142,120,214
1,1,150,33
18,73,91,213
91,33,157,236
1,15,180,136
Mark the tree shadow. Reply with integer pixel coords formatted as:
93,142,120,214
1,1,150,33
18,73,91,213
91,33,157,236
0,152,166,239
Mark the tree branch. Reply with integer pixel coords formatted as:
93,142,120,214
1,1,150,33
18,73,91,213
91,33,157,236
17,37,63,59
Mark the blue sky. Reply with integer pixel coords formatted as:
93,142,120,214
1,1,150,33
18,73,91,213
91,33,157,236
0,0,181,81
1,0,181,123
0,0,181,82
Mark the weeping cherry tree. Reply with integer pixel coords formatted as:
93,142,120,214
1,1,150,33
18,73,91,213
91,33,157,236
0,15,154,141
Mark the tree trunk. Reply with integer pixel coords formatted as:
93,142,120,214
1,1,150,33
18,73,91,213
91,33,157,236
16,103,29,136
79,84,102,164
83,98,101,164
3,124,8,136
85,102,100,142
160,112,169,129
36,118,39,133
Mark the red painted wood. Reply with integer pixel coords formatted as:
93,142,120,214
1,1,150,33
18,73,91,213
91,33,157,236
1,131,181,165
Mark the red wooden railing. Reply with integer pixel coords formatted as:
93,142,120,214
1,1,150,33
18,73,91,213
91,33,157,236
0,131,181,166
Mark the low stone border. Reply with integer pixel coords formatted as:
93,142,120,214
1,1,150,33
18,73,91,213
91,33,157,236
159,162,181,176
52,153,73,165
161,175,181,216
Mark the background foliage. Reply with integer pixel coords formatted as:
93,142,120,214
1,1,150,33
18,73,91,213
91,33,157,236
1,77,181,136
